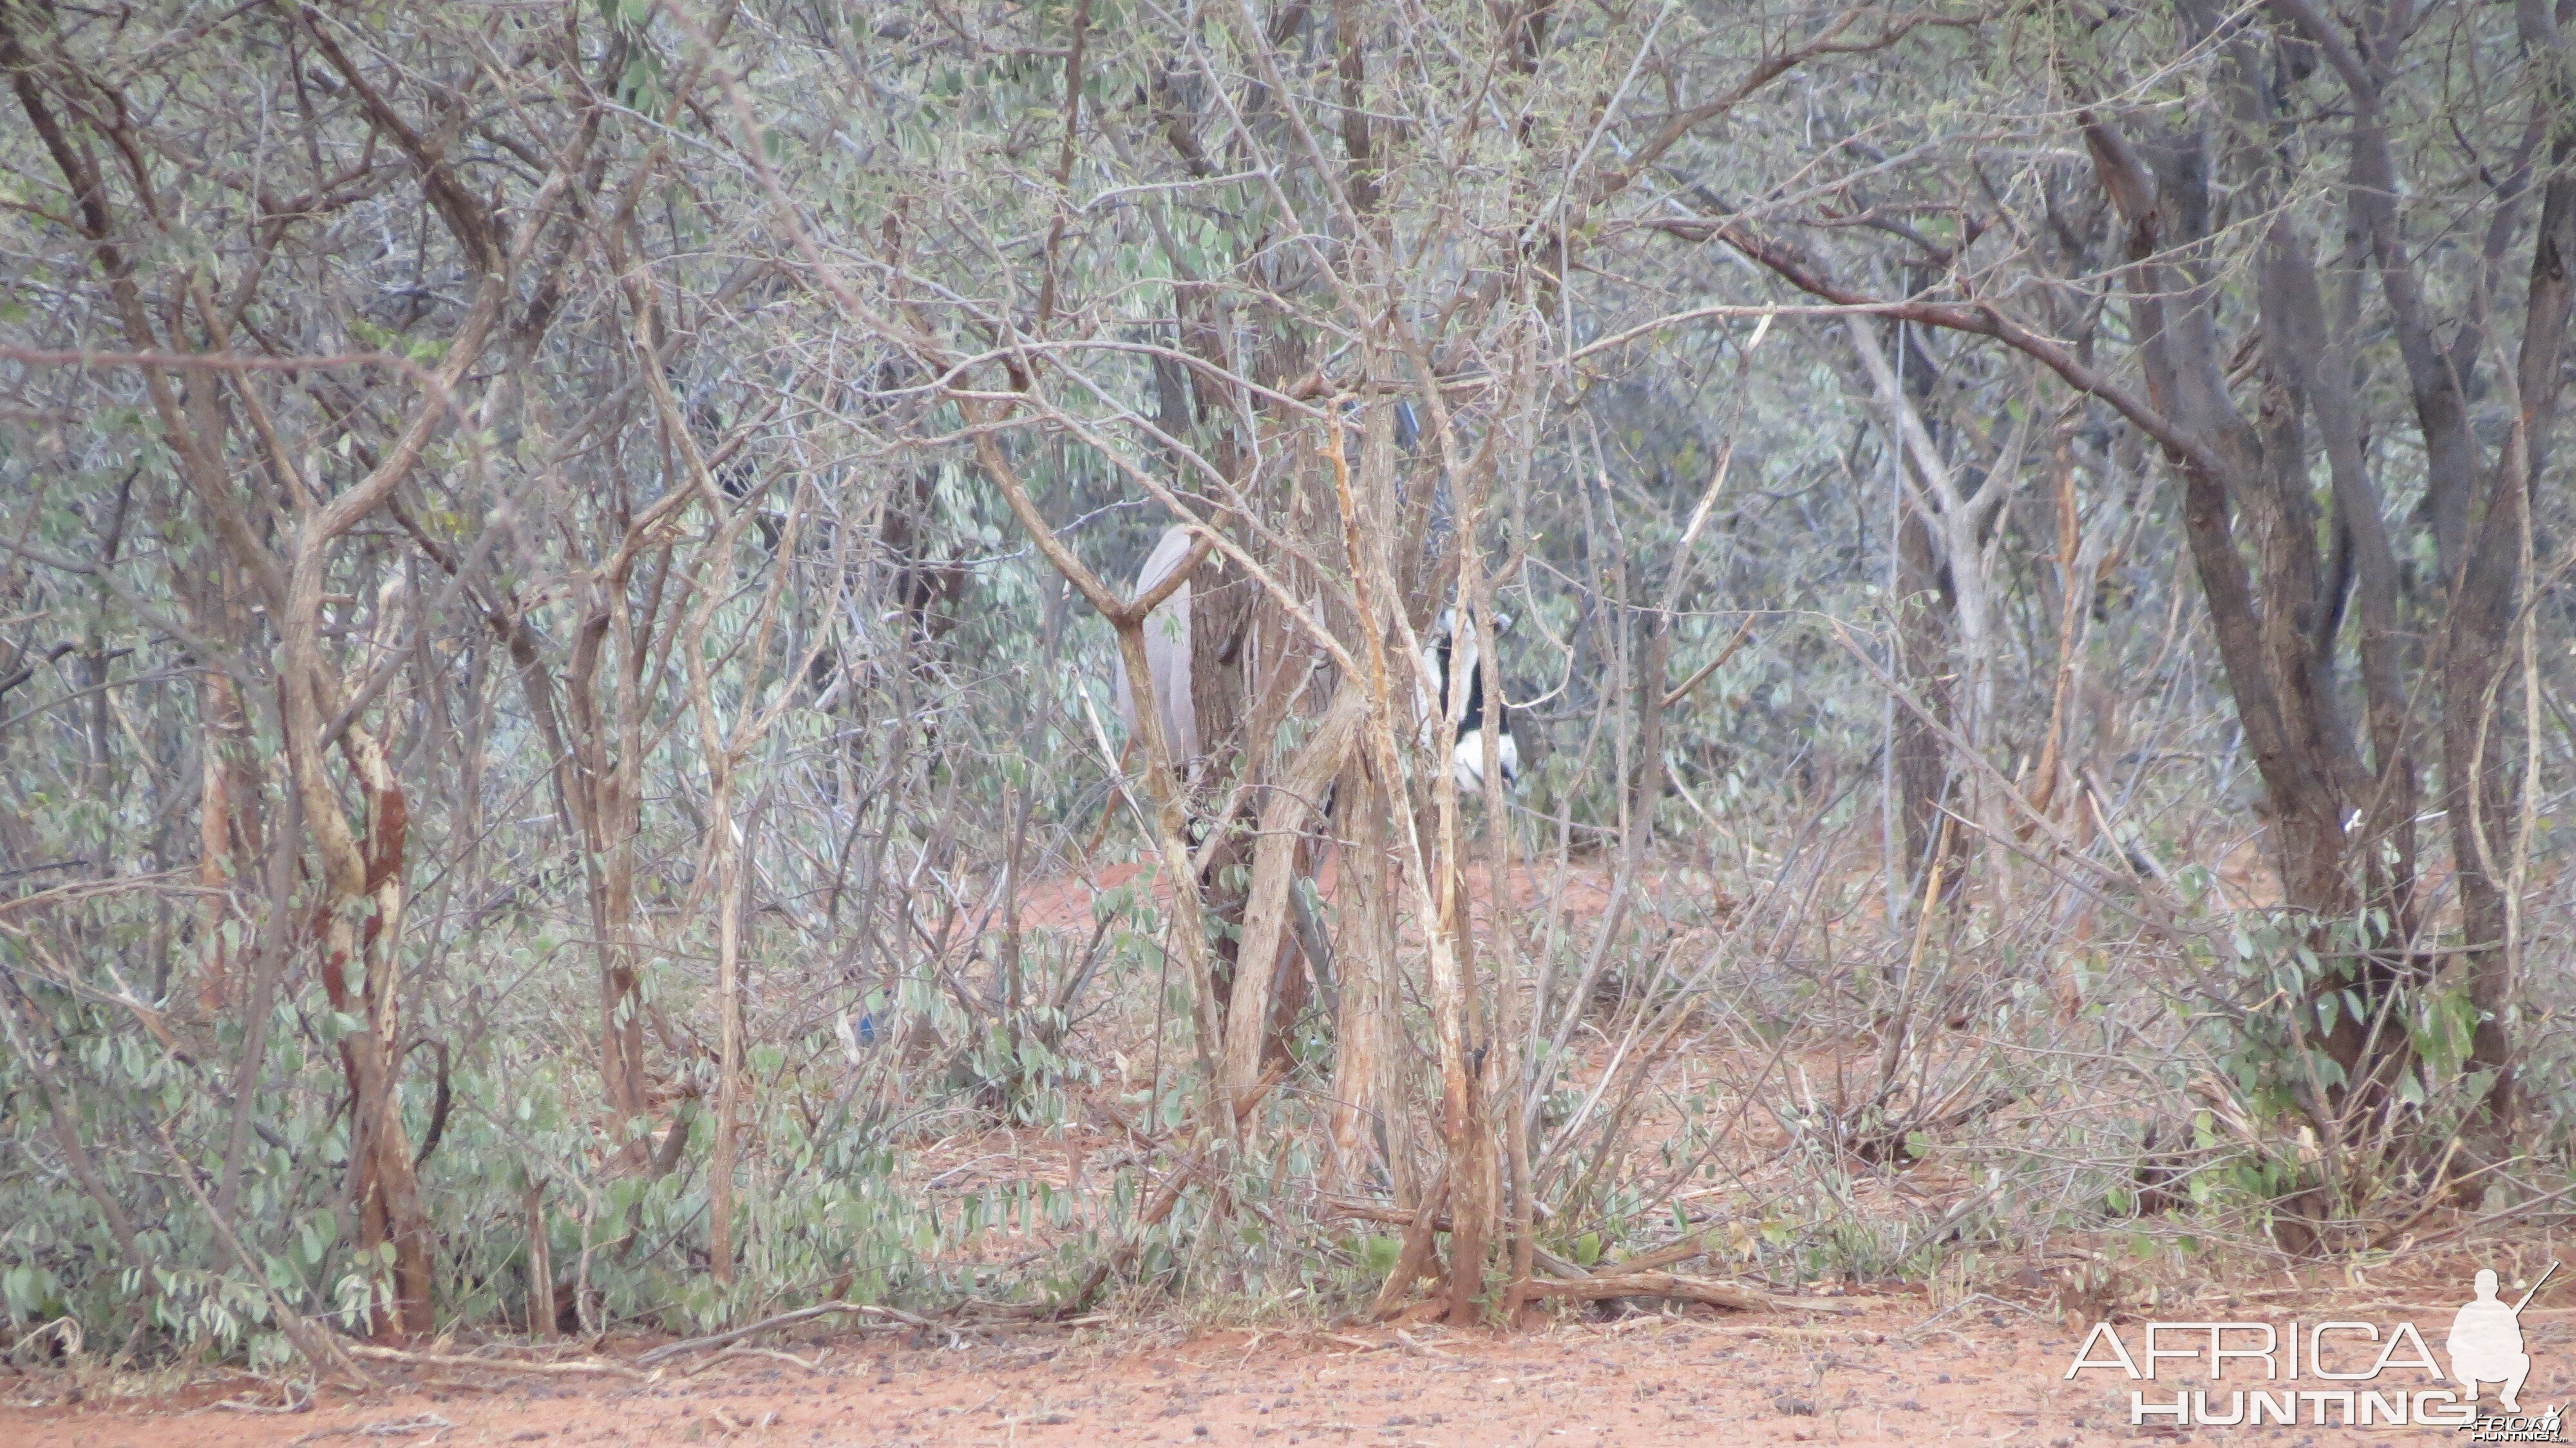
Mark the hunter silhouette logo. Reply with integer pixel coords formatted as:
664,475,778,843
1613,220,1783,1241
2064,1261,2561,1434
2450,1264,2548,1414
2450,1263,2562,1443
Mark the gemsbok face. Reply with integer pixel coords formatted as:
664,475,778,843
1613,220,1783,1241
1421,605,1519,795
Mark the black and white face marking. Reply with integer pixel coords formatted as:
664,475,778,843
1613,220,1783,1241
1423,607,1520,794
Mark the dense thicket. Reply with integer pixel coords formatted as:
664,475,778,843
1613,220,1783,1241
1,0,2569,1362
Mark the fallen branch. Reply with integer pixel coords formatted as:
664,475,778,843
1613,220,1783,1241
1323,1198,1449,1230
344,1344,646,1380
1517,1272,1771,1312
288,1413,454,1445
203,1384,315,1415
632,1303,923,1366
1580,1235,1713,1277
1392,1328,1457,1360
678,1344,824,1377
1668,1320,1886,1344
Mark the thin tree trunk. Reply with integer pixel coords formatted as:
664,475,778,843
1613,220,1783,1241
214,783,301,1226
707,790,748,1289
526,1182,558,1341
1218,687,1362,1113
1330,754,1401,1188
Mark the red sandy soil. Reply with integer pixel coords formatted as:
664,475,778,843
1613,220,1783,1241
9,1288,2569,1447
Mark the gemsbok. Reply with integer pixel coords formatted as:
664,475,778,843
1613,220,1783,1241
1110,526,1519,794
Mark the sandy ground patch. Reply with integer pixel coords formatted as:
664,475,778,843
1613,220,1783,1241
11,1288,2566,1447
